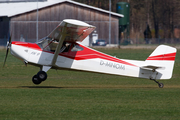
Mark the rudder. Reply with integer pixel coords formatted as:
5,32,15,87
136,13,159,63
144,45,177,79
146,45,176,61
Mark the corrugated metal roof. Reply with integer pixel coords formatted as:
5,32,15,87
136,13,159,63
68,1,124,18
0,0,47,3
0,0,124,18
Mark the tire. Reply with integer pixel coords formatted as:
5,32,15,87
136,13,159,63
32,75,42,85
158,83,164,88
37,71,47,81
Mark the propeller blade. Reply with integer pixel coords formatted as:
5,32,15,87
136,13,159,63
3,32,12,68
9,33,12,44
3,47,9,68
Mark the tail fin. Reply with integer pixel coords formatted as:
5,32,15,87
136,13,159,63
146,45,176,61
142,45,177,79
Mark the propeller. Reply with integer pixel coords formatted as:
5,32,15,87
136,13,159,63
3,32,12,68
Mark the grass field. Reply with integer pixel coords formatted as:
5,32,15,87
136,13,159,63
0,46,180,120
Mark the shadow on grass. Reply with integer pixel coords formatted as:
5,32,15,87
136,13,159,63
2,85,178,89
19,86,63,89
17,86,160,89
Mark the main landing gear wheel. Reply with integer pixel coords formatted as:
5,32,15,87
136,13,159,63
32,75,42,85
37,71,47,81
32,71,47,85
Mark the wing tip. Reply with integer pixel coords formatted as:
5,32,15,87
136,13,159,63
63,19,91,27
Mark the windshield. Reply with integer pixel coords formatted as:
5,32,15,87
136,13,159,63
37,37,84,53
37,37,72,53
36,37,59,52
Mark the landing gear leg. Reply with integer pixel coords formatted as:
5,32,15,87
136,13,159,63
32,71,47,85
149,70,164,88
150,78,164,88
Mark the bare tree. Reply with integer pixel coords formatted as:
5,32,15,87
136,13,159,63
151,0,159,41
73,0,180,43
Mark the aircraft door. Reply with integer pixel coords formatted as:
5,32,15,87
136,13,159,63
56,42,72,63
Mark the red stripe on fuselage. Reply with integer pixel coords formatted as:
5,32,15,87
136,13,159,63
11,41,136,67
60,44,137,67
11,41,42,51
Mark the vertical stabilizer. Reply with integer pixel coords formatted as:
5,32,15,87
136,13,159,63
144,45,177,79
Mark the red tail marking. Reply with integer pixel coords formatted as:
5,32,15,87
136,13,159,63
146,53,176,61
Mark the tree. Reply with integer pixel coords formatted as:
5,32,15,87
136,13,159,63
73,0,180,43
151,0,159,40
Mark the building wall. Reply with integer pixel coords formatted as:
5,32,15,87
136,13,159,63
0,17,10,45
10,2,119,44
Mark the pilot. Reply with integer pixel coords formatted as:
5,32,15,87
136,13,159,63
60,42,71,53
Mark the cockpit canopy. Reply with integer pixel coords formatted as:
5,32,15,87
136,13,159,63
36,37,83,53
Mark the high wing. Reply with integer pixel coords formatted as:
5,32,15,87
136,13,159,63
48,19,96,42
49,19,96,65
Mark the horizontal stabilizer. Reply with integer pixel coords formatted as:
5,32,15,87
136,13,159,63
141,65,165,71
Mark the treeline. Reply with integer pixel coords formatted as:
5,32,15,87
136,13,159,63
74,0,180,43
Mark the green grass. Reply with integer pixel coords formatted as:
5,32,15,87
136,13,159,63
0,48,180,120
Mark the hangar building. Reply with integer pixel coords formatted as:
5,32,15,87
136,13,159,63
0,0,123,46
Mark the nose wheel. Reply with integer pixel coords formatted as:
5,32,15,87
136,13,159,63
32,71,47,85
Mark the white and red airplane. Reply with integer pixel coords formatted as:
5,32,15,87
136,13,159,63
3,19,177,88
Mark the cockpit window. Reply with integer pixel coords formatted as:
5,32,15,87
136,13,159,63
37,37,54,51
60,42,71,53
37,37,72,53
71,44,84,52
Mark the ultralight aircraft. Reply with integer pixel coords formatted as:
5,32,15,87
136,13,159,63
3,19,177,88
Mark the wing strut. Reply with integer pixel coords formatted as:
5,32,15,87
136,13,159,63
51,24,67,66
